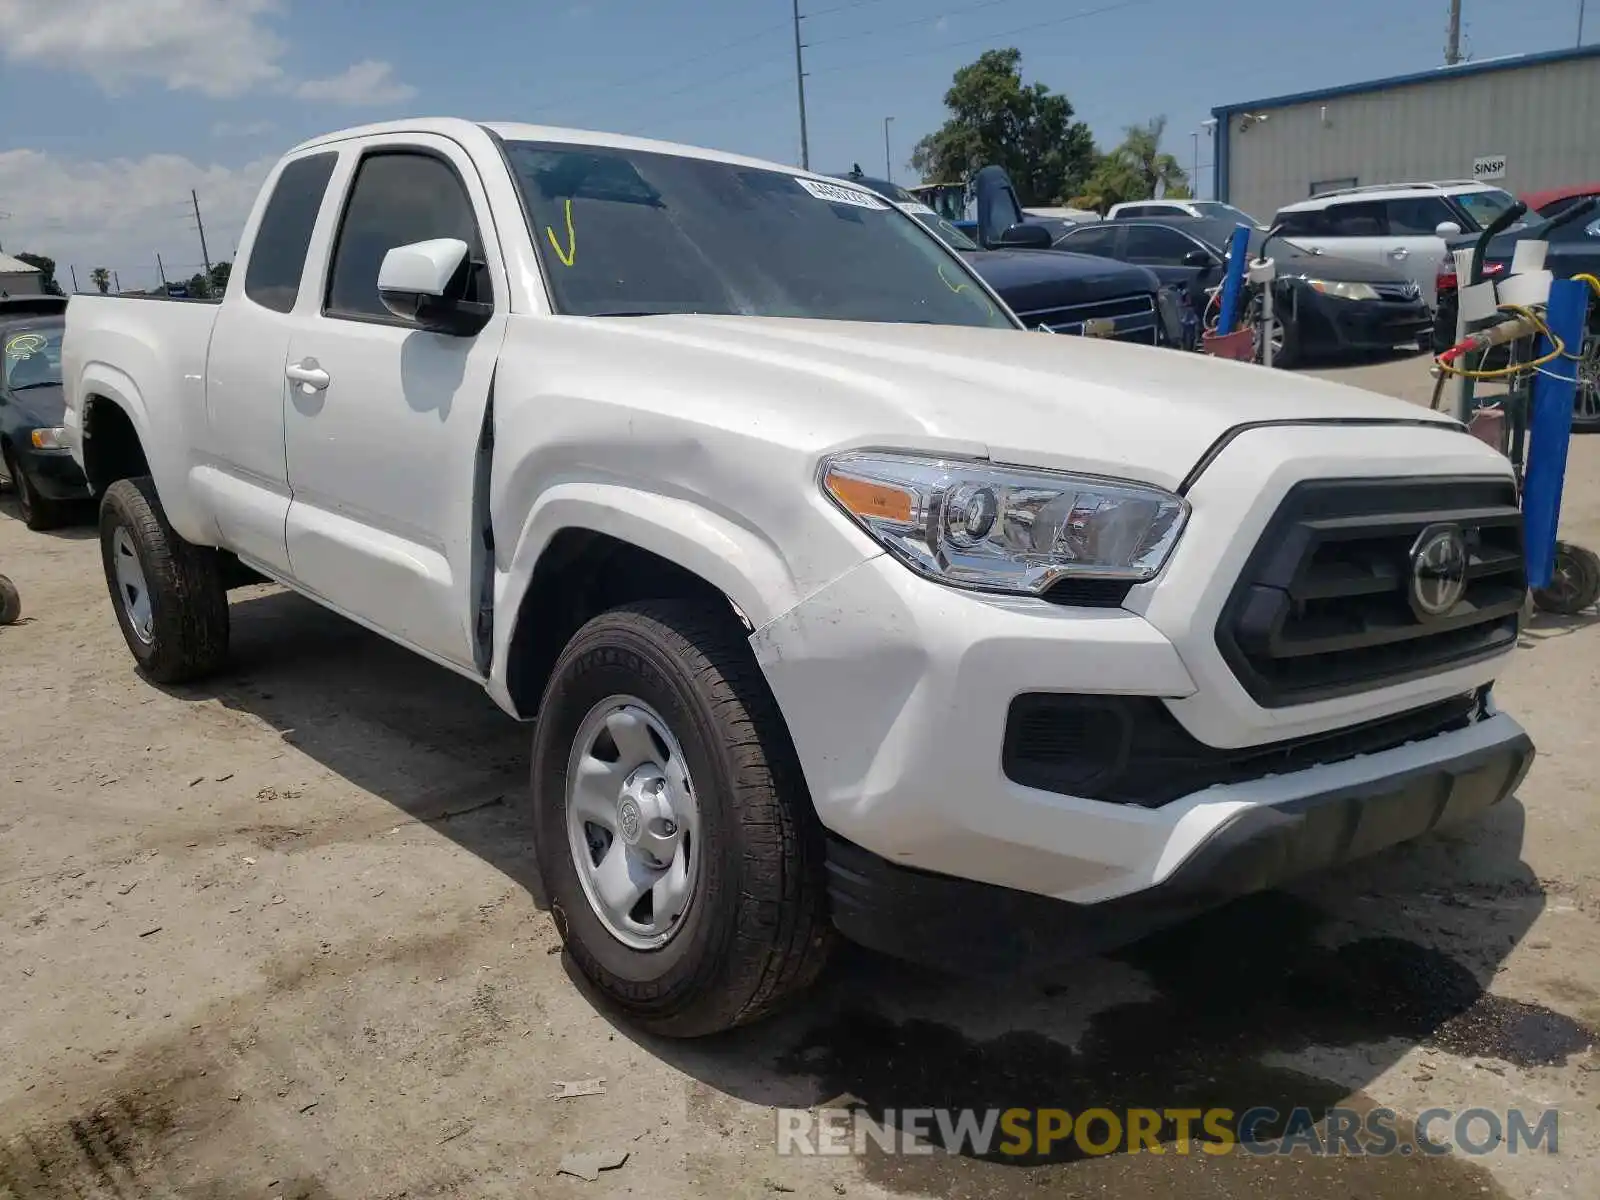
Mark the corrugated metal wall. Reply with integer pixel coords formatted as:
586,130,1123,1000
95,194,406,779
1223,55,1600,219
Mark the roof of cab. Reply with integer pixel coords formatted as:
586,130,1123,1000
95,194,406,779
290,118,829,181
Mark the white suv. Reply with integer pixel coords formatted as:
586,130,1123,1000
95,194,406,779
1273,181,1523,306
1107,199,1262,226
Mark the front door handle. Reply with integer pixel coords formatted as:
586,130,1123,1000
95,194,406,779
285,358,330,391
1388,247,1410,259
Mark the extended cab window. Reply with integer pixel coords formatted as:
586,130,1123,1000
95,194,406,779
244,152,337,313
502,141,1011,328
325,151,492,321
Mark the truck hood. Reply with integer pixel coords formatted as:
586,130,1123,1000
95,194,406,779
551,316,1457,491
961,248,1158,310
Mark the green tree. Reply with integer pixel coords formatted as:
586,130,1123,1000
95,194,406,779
208,260,231,293
1071,116,1191,212
13,253,64,296
90,267,111,295
910,48,1095,206
184,272,212,299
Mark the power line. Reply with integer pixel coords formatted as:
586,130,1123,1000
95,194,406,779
805,0,900,17
809,0,1153,75
804,0,1030,49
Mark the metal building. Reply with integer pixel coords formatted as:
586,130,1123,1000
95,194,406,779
1212,45,1600,221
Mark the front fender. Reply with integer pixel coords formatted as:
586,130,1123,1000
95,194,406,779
487,481,879,714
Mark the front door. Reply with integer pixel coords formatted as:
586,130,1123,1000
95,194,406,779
282,135,509,671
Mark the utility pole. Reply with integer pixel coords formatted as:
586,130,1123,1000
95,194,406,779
70,265,80,293
1445,0,1463,65
156,253,168,290
791,0,810,169
191,189,213,278
1191,131,1200,199
883,116,894,182
113,270,121,294
1580,0,1588,46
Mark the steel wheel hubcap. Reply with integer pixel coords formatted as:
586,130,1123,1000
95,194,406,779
111,526,154,644
565,696,700,950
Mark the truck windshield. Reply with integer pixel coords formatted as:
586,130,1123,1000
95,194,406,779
2,325,63,390
503,141,1012,328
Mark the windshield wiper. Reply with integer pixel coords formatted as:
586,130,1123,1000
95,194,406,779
589,310,671,318
8,380,62,391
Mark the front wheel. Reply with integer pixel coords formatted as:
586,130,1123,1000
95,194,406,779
530,599,832,1036
3,446,70,532
98,476,230,682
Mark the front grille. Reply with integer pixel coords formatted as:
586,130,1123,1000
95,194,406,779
1017,293,1159,344
1217,477,1525,707
1371,281,1422,303
1001,689,1483,807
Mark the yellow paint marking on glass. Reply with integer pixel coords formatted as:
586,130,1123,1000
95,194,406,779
546,198,577,267
937,264,968,294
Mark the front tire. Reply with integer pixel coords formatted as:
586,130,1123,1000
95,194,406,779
98,476,230,683
3,446,69,532
530,599,832,1036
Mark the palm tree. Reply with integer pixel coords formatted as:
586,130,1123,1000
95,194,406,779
90,267,111,295
1118,117,1190,200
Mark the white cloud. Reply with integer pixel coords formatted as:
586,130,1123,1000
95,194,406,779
0,0,285,98
292,60,416,107
0,149,274,291
0,1,415,106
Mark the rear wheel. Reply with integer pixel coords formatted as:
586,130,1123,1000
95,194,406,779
98,476,230,682
530,599,832,1036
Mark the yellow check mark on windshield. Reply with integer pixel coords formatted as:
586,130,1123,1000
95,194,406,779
546,198,576,267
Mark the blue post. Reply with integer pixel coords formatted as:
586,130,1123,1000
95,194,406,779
1215,223,1251,335
1522,278,1588,589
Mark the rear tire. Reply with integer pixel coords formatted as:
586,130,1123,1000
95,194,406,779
98,476,230,683
0,575,19,625
530,599,833,1036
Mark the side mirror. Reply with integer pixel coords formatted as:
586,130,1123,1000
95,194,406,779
997,222,1053,250
377,238,491,335
1435,220,1462,237
1182,249,1214,268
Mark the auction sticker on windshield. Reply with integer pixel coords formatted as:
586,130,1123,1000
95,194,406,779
794,178,888,209
5,333,48,360
894,201,940,217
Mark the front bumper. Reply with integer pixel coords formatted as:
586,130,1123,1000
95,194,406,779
827,717,1532,971
14,442,91,500
1301,294,1433,353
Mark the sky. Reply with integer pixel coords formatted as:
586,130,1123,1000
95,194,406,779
0,0,1589,293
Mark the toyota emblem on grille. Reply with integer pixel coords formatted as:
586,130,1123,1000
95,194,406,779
1409,523,1469,619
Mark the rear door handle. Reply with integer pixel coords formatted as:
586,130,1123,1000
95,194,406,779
1389,247,1410,259
285,358,330,391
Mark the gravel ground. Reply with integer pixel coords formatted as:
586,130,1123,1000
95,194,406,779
2,349,1599,1199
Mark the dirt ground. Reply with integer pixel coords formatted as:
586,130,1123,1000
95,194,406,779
4,351,1600,1199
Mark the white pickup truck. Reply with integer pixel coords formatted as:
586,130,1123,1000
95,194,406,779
62,119,1534,1036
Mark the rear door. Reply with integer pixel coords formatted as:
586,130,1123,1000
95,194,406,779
202,150,339,574
1381,196,1458,303
281,135,510,671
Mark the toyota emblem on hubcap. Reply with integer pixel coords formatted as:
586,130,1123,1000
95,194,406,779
617,798,642,843
1409,523,1469,619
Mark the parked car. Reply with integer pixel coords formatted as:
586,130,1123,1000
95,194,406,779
1521,182,1600,220
63,119,1534,1035
836,171,1175,346
1273,181,1524,306
0,299,91,530
1107,199,1262,226
1055,216,1431,367
1434,204,1600,429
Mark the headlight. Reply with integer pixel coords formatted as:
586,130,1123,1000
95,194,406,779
30,427,69,450
821,452,1188,595
1307,280,1379,301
